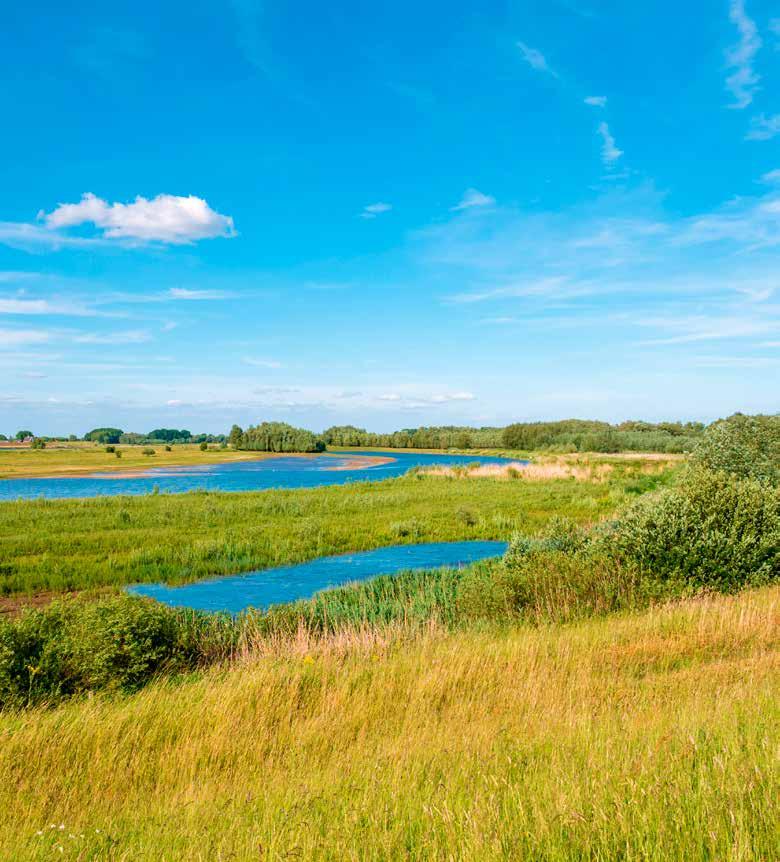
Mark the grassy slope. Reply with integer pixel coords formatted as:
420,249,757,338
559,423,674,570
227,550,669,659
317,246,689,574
1,585,777,861
0,469,664,596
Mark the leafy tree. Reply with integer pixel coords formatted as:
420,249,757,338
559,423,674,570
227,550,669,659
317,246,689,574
690,413,780,485
85,427,123,444
228,424,243,448
236,422,325,453
15,430,33,441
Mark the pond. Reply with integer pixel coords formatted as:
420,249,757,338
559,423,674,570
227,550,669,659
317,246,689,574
0,450,519,500
127,540,508,614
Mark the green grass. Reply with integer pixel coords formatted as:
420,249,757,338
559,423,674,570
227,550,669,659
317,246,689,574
1,585,777,860
0,469,668,597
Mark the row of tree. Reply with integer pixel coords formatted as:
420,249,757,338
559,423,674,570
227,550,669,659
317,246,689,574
229,419,709,454
83,428,226,445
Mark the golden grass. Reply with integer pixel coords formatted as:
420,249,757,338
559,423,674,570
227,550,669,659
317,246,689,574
1,585,777,860
423,461,616,481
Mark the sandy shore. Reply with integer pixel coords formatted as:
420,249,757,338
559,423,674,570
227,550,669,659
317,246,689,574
325,455,397,471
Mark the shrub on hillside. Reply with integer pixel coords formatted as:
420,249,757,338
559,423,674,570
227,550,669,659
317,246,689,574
0,597,234,708
689,413,779,485
591,468,779,591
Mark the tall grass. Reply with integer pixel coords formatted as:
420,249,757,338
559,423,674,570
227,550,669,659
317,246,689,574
0,471,657,596
1,586,777,860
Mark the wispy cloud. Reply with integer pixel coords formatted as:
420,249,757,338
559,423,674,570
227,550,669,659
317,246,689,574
242,357,283,368
0,328,51,348
168,288,230,300
451,189,496,212
73,329,152,345
725,0,762,109
746,113,780,140
584,95,607,107
597,122,623,164
516,41,555,75
360,202,392,220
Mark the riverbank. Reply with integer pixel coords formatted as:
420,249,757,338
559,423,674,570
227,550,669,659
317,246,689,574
0,446,396,480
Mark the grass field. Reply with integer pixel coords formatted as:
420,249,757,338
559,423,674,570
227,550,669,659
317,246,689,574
1,584,777,860
0,462,675,598
0,442,296,479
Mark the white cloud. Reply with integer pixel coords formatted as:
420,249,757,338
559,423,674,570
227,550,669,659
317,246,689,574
0,297,105,316
377,393,401,401
584,96,607,107
597,122,623,164
73,330,151,345
40,193,236,244
242,357,283,368
451,189,496,212
746,113,780,141
430,392,475,402
168,288,229,300
760,169,780,184
360,202,392,219
725,0,762,109
516,41,554,75
0,328,51,348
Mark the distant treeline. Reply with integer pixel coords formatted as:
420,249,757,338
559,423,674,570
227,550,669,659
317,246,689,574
83,428,226,445
229,419,707,454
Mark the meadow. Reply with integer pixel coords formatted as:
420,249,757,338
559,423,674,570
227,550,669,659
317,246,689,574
0,442,277,480
0,416,777,860
1,586,777,860
0,457,672,598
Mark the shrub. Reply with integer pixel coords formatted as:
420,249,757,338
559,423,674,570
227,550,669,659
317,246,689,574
690,413,779,485
115,450,122,459
592,468,779,591
199,442,208,451
142,448,156,456
0,597,232,708
105,445,115,453
165,445,172,452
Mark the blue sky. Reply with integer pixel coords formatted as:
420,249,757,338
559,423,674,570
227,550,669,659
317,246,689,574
1,0,779,435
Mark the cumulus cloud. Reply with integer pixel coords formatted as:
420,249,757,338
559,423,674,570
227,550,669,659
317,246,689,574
516,41,554,75
40,193,236,244
584,96,607,107
597,122,623,164
746,114,780,141
451,189,496,212
725,0,762,109
360,202,392,219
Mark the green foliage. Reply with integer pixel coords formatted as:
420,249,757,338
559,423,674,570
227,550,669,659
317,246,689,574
238,421,325,453
322,424,502,449
105,445,116,453
690,413,780,485
501,419,703,453
199,441,208,451
228,424,243,448
592,468,779,591
147,428,192,442
14,430,33,441
84,427,123,444
0,597,232,707
29,438,45,450
142,447,156,456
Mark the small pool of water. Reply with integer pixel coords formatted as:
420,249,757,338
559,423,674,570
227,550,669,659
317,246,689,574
127,540,508,614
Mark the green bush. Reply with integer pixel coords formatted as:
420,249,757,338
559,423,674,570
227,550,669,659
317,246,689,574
690,413,779,485
199,442,208,451
142,448,156,456
0,597,233,708
105,445,115,453
592,468,779,591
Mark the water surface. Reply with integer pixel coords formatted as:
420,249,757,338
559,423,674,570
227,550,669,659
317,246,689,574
0,450,518,501
128,540,508,614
